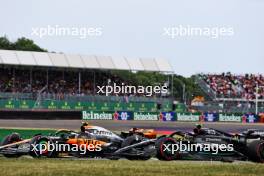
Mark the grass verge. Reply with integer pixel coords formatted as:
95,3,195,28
0,128,56,141
0,158,263,176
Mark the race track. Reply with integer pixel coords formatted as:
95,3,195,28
0,119,263,133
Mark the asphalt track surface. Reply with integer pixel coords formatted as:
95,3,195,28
0,119,264,133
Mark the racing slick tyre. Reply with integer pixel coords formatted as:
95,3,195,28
0,133,22,158
29,136,58,158
247,140,264,163
155,137,179,161
121,135,152,160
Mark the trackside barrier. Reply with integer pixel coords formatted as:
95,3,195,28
82,111,262,123
0,99,186,113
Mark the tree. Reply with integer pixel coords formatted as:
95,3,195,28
13,37,47,52
0,36,47,52
0,36,13,50
111,70,206,102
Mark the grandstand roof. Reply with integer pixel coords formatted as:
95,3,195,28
0,50,174,73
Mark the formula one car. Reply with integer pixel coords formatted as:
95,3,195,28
156,126,264,163
0,123,157,160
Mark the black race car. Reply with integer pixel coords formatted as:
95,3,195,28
156,127,264,163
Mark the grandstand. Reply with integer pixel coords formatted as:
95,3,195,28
0,49,186,117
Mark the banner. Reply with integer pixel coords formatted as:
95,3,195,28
43,100,58,109
244,114,259,123
176,113,200,122
58,101,74,110
159,112,176,121
74,102,85,110
133,112,159,121
203,112,219,122
82,111,113,120
218,114,242,122
162,103,171,112
0,100,18,109
113,111,133,120
0,99,176,113
175,104,186,113
113,103,123,111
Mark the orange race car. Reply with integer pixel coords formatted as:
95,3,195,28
0,123,158,160
126,127,157,139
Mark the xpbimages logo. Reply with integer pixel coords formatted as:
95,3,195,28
162,141,234,155
31,25,102,39
163,25,234,39
97,83,168,96
30,141,102,156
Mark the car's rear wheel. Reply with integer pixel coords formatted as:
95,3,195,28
0,133,22,158
247,140,264,163
29,137,58,158
156,137,179,161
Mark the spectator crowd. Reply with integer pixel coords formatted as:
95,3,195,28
0,67,167,99
201,72,264,100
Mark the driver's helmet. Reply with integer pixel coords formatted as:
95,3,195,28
193,124,203,135
81,122,89,132
193,128,199,134
82,122,89,126
130,127,139,133
195,124,202,129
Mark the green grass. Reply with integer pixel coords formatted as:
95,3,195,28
0,128,56,141
0,158,263,176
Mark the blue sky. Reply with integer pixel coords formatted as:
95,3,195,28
0,0,263,76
